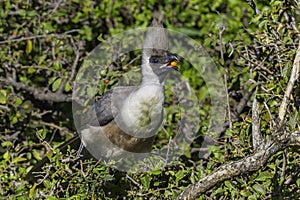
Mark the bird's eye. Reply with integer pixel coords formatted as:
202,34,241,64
150,57,159,63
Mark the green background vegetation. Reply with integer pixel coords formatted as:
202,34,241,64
0,0,299,199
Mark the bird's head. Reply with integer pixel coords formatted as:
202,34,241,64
141,19,178,83
142,48,178,83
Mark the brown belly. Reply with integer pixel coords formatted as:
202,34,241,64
102,121,156,153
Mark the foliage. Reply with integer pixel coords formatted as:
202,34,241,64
0,0,299,199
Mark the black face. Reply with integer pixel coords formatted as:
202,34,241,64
149,52,178,80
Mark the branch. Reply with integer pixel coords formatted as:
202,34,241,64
0,77,72,102
176,130,299,200
252,96,264,150
0,30,80,45
235,89,254,115
278,41,300,121
245,0,261,15
290,131,300,146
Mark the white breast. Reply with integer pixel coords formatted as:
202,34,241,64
118,83,164,138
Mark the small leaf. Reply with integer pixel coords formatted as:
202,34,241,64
296,178,300,187
26,40,33,54
2,141,13,147
150,169,161,175
45,150,54,160
53,61,62,70
256,171,273,181
38,55,46,65
29,183,37,199
52,78,62,92
48,77,57,85
32,150,42,160
252,183,266,195
27,67,36,74
175,170,186,183
0,89,7,104
3,151,10,161
224,180,234,190
64,81,72,92
140,174,152,190
15,98,23,105
12,157,27,163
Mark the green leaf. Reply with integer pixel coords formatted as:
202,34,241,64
15,98,23,105
29,183,37,199
140,174,152,190
241,190,251,197
64,81,72,92
45,196,59,200
38,55,46,65
32,149,42,160
296,178,300,187
12,157,27,163
3,151,10,161
224,180,234,190
53,61,62,71
150,169,161,175
256,171,273,181
52,78,62,92
0,89,7,104
252,183,266,195
27,67,36,74
2,141,13,147
175,170,186,183
48,77,57,85
26,40,33,54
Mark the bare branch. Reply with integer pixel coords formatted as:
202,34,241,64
176,130,298,200
289,130,300,145
0,30,80,45
32,120,71,136
252,96,263,150
235,89,254,115
0,105,10,112
278,41,300,121
69,37,82,81
245,0,261,15
0,77,72,102
218,25,232,129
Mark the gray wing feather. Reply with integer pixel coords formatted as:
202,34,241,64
82,86,138,127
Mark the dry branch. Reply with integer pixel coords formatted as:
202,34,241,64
0,77,72,102
278,41,300,121
176,130,299,200
252,96,263,150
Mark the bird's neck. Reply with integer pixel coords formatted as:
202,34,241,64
141,64,161,85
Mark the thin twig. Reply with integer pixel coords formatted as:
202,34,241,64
252,96,263,150
0,30,80,45
219,25,232,129
69,37,81,81
263,101,275,127
245,0,261,15
278,41,300,121
126,174,142,189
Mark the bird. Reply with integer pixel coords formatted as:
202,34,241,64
27,18,178,181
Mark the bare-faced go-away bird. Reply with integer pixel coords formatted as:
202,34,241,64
27,18,179,181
